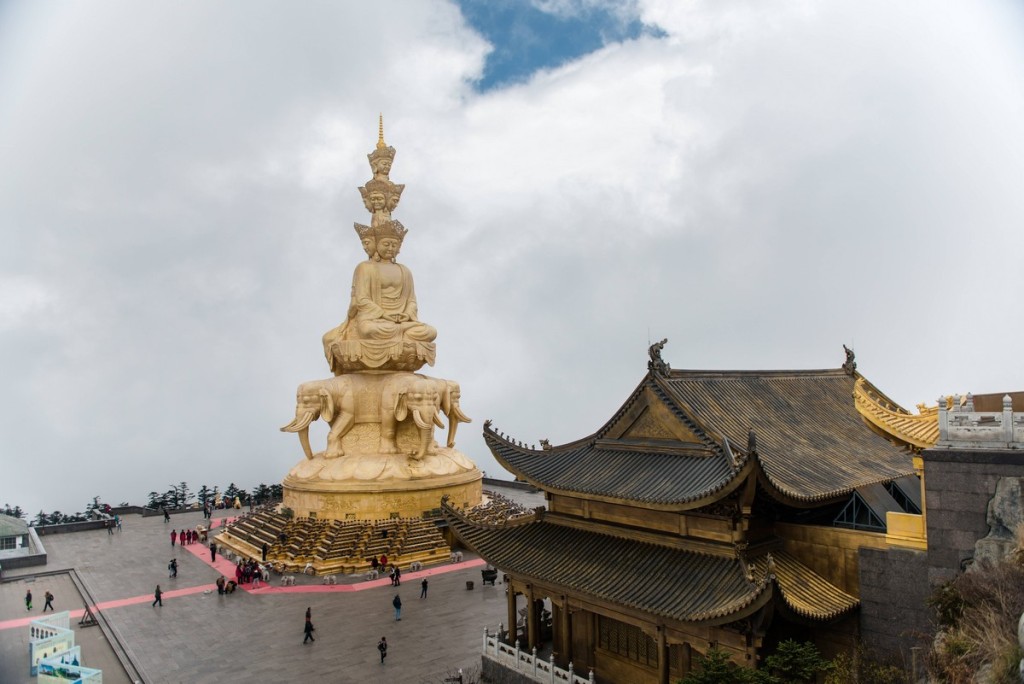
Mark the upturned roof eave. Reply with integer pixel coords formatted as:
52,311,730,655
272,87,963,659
442,504,773,626
484,428,755,511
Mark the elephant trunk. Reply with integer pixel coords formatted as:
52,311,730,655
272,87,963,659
413,425,432,461
298,427,313,460
447,407,471,449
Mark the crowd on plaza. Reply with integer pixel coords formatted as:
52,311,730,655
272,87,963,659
169,528,201,546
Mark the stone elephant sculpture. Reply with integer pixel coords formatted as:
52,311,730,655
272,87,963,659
438,379,471,448
280,376,355,460
380,375,445,460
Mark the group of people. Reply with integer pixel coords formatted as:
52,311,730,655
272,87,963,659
170,528,200,546
368,554,405,587
25,589,55,612
233,558,268,588
215,576,238,594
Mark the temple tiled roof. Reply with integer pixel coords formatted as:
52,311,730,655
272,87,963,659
484,431,741,507
444,504,857,624
444,505,768,623
756,552,859,621
659,369,915,502
487,367,915,506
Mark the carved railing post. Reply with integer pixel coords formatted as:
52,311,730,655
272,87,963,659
483,626,489,654
533,646,538,677
550,653,556,684
589,668,595,683
568,662,574,682
1004,394,1014,443
938,396,948,441
515,639,521,670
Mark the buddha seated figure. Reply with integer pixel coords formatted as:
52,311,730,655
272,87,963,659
323,222,436,374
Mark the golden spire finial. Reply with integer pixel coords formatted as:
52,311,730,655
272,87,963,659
377,114,386,150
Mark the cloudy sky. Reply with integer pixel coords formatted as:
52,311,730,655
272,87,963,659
2,0,1023,518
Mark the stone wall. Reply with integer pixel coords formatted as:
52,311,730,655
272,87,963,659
859,446,1024,663
858,547,930,662
481,656,549,684
924,447,1024,584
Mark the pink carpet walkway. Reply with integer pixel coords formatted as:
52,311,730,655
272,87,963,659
1,514,484,631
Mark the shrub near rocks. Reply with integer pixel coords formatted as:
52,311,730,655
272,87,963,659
927,556,1024,682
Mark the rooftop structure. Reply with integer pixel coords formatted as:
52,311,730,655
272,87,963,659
447,343,924,681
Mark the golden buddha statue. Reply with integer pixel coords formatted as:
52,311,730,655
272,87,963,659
322,122,435,374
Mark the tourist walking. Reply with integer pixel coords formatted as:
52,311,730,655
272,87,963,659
171,529,177,547
179,529,186,546
392,594,402,621
168,558,178,578
420,578,428,598
261,542,268,562
210,541,217,562
43,591,54,612
303,618,315,644
152,585,163,607
163,507,170,523
25,589,32,611
394,565,401,586
377,636,388,664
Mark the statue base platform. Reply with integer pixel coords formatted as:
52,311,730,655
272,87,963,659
282,449,482,520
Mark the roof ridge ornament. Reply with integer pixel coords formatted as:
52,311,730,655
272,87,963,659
648,338,670,376
842,344,857,376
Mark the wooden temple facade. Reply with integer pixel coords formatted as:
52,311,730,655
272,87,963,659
443,345,925,682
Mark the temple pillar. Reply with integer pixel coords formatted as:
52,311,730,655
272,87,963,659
526,585,538,649
507,585,518,645
560,596,572,665
681,642,691,674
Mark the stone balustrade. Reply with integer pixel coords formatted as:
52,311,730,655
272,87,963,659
938,394,1024,447
481,626,593,684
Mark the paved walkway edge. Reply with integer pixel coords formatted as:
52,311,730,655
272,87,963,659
70,568,149,684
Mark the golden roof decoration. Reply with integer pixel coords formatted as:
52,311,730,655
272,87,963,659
853,377,939,450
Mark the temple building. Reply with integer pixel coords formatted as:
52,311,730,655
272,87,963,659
444,343,930,682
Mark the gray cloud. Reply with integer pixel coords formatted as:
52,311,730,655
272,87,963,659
1,0,1023,516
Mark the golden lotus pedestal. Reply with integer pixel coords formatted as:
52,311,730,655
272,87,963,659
281,421,482,520
283,464,481,520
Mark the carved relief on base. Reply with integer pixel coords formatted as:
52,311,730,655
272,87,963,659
285,446,477,483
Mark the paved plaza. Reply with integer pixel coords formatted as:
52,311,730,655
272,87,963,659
0,505,528,684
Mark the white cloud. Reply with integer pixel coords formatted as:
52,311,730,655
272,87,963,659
1,0,1023,516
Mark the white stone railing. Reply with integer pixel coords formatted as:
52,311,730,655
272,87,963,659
938,394,1024,446
482,626,594,684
